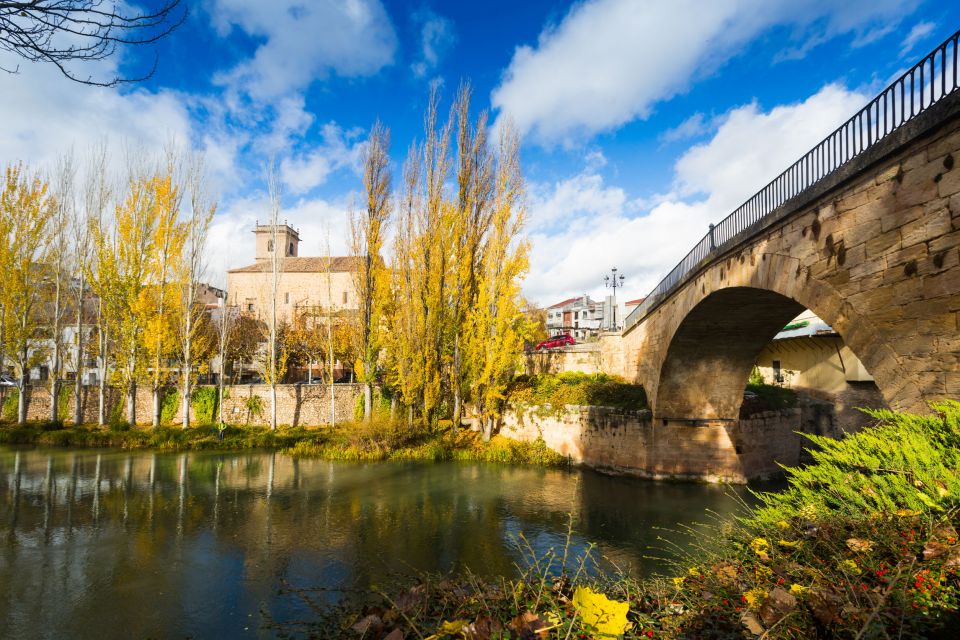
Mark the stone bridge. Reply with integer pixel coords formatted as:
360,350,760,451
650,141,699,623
618,33,960,428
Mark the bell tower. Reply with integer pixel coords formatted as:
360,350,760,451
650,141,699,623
254,222,300,262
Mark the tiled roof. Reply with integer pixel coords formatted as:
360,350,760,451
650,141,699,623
547,296,580,309
228,256,361,274
624,297,646,305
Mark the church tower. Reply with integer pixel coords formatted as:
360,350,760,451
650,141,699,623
254,223,300,262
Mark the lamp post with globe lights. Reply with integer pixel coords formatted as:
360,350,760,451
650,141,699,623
604,268,625,330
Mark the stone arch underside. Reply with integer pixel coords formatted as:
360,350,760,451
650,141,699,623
643,247,921,421
653,287,805,421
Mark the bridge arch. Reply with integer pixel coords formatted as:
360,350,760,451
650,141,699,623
646,251,918,422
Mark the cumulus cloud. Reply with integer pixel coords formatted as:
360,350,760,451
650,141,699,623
0,51,195,177
411,11,456,78
209,0,397,101
280,122,366,194
491,0,916,145
524,83,870,305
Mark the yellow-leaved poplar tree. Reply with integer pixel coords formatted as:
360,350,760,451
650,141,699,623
351,120,392,421
0,164,55,424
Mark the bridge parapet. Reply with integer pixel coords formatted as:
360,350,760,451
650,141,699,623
625,29,960,331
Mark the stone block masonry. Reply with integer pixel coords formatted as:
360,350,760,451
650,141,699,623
2,383,362,427
500,401,844,483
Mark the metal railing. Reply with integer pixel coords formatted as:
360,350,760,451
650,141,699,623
624,28,960,330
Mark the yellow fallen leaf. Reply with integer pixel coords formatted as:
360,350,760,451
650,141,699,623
430,619,469,637
572,586,630,636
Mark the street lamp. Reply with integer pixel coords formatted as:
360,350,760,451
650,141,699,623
604,267,625,330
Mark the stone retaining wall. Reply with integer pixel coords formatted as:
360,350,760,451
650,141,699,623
0,383,362,427
500,400,842,482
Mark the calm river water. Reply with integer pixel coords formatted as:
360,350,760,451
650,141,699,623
0,447,760,638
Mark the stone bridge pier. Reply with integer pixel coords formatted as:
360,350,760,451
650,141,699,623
620,89,960,426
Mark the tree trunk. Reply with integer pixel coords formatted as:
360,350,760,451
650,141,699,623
181,289,193,430
407,404,413,428
363,382,372,422
390,395,397,421
126,380,136,425
182,378,191,428
452,390,461,433
73,301,84,425
97,311,107,426
217,362,225,426
16,373,27,425
152,387,161,427
73,369,83,426
482,416,493,443
50,281,62,424
270,383,277,431
50,378,59,424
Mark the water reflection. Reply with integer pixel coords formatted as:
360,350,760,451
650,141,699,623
0,447,753,639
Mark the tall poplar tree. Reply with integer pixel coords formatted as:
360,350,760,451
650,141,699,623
48,153,77,423
180,154,215,429
351,121,392,421
144,174,186,427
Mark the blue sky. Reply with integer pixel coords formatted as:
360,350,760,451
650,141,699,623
2,0,958,305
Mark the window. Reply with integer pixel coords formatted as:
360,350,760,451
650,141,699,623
342,291,348,305
285,292,290,304
772,360,783,384
247,303,254,312
288,242,294,255
267,239,273,251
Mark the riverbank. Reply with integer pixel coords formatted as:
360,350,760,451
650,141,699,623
273,402,960,639
0,420,569,467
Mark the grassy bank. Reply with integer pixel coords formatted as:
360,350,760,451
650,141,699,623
0,420,569,467
506,372,649,416
273,402,960,639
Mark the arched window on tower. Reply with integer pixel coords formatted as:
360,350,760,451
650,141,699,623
267,239,274,251
288,242,294,255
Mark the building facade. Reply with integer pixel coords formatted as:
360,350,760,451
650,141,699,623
226,224,360,323
545,295,605,341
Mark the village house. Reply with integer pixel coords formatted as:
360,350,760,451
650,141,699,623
545,295,605,341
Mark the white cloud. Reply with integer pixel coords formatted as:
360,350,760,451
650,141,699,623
280,122,366,194
659,113,710,144
411,11,456,78
209,0,397,101
899,21,936,58
491,0,916,145
673,84,868,209
524,83,870,306
0,52,195,179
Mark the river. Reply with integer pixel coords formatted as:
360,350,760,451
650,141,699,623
0,447,761,638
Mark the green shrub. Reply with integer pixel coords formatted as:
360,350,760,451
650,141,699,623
743,382,797,412
191,387,218,425
506,372,647,416
748,365,765,386
160,388,180,425
109,396,126,428
244,395,263,422
109,420,131,432
56,385,72,420
1,388,18,421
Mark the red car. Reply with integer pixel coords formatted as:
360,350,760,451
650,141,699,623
535,334,575,350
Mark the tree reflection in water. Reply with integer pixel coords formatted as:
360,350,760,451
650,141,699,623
0,447,754,638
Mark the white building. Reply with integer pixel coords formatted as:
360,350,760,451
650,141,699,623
545,295,605,341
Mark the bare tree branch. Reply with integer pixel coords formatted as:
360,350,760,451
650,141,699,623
0,0,186,86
